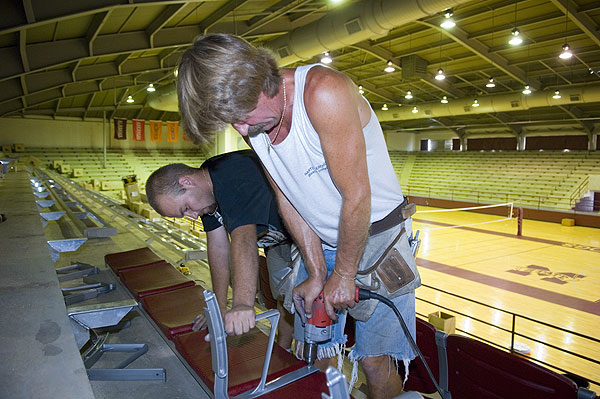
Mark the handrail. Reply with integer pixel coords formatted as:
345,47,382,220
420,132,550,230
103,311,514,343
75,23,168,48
569,175,590,207
416,283,599,387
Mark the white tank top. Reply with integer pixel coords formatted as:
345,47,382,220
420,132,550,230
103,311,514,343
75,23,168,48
249,64,404,248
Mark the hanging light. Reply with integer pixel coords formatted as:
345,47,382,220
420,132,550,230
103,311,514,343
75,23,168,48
381,104,388,111
435,68,446,81
146,83,156,92
384,60,395,73
321,51,333,64
522,85,532,95
126,95,134,103
411,106,419,114
441,96,449,104
440,9,456,29
553,90,561,99
509,28,523,45
472,99,480,107
559,43,572,59
486,78,496,88
358,85,365,94
405,91,413,99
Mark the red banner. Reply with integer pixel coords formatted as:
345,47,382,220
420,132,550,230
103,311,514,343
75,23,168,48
113,118,127,140
167,121,178,142
149,120,162,142
132,119,145,141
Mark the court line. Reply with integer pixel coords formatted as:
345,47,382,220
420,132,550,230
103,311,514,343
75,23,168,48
413,218,572,247
416,258,600,316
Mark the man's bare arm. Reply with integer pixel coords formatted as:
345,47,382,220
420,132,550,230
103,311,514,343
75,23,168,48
225,224,259,335
304,66,371,318
195,226,230,331
263,169,327,322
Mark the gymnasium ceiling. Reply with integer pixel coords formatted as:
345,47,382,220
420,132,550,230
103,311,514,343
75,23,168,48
1,0,600,138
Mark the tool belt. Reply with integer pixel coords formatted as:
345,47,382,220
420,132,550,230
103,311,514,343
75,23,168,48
280,200,421,320
368,198,416,237
350,200,421,321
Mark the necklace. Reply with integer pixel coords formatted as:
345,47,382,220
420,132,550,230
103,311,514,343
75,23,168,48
269,78,287,147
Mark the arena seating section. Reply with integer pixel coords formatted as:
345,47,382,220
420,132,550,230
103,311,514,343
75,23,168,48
392,150,600,210
103,247,333,398
8,148,599,211
103,246,596,398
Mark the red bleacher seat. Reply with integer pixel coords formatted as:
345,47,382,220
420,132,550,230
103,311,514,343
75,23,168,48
401,318,439,394
174,329,306,397
446,334,579,398
140,285,206,339
119,261,195,299
104,247,164,273
259,370,331,398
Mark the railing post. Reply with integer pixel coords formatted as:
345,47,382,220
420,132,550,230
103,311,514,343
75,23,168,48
510,314,516,352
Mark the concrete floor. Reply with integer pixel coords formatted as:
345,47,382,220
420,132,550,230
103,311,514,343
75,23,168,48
0,169,211,399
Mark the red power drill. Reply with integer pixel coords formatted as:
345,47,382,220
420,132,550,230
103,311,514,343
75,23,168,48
303,291,332,365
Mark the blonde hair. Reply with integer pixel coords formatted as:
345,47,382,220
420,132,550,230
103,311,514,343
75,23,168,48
177,34,281,143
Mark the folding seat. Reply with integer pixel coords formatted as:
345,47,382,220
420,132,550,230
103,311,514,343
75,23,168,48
174,290,335,398
443,334,596,399
401,318,445,396
104,247,165,274
140,285,206,339
119,261,195,299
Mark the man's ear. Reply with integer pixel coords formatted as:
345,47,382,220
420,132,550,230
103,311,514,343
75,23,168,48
178,175,195,188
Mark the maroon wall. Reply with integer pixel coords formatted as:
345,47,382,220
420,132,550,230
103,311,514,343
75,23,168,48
525,135,588,151
467,137,517,151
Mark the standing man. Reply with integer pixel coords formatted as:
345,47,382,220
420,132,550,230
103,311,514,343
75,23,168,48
145,150,294,350
176,34,421,398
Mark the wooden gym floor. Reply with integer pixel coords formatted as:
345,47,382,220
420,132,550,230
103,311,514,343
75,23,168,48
411,204,599,391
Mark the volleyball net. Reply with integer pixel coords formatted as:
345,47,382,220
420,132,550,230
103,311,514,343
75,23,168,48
414,202,519,232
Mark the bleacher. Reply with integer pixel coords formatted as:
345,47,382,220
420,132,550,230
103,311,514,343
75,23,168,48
389,150,600,211
14,147,207,200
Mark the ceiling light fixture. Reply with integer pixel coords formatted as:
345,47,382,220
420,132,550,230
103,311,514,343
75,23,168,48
435,68,446,81
412,106,419,114
509,28,523,45
384,60,395,73
405,91,413,99
486,78,496,88
321,51,333,64
126,95,134,103
553,90,561,99
146,83,156,92
381,104,388,111
440,9,456,29
559,43,572,59
472,99,480,107
441,96,449,104
508,2,522,46
522,85,532,95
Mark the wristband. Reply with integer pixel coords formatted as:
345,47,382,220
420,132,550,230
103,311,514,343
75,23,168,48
333,267,356,281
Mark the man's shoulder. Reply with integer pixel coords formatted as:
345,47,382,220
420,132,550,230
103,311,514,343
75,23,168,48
205,149,260,171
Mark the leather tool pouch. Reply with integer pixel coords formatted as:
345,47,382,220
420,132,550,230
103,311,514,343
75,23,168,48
374,247,416,295
351,225,421,321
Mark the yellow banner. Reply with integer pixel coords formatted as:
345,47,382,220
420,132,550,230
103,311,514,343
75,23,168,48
167,121,178,142
149,120,162,142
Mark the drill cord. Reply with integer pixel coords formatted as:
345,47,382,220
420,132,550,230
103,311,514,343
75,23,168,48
357,289,450,399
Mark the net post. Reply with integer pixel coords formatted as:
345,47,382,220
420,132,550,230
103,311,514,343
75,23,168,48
517,207,523,236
